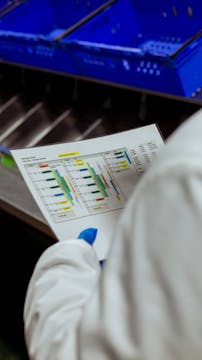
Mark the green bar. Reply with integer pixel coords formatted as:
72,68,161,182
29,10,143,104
52,169,74,206
83,175,92,179
92,190,100,194
87,163,108,197
50,185,60,189
114,151,123,155
42,170,52,173
46,178,56,181
61,176,71,192
87,183,96,186
96,174,108,195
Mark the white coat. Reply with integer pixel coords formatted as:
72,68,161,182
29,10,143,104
24,108,202,360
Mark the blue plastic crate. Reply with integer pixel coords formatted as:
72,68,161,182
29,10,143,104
0,0,111,74
0,0,111,39
0,0,202,100
64,0,202,99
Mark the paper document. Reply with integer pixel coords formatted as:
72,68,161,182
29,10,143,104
11,124,164,260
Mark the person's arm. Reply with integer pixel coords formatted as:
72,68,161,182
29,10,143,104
24,109,202,360
24,238,101,360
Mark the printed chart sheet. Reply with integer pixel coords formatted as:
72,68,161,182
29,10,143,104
11,124,164,259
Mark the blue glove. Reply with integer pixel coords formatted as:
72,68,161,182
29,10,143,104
77,227,98,246
77,228,106,268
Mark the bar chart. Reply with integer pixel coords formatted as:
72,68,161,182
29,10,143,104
25,147,137,223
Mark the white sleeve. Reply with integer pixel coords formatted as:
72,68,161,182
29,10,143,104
78,110,202,360
24,109,202,360
23,239,101,360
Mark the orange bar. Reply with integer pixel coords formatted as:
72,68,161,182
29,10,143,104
39,164,49,168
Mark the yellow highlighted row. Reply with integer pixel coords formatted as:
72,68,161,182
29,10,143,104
62,206,72,211
118,160,128,165
74,159,85,163
75,162,85,166
119,165,129,169
58,152,80,157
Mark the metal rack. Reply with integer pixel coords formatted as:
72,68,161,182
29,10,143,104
0,63,200,238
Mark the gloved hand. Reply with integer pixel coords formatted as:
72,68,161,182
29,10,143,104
77,228,106,268
77,227,98,246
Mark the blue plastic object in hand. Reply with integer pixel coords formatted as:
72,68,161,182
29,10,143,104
77,228,98,246
78,228,106,268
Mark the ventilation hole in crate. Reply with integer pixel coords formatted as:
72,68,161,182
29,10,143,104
187,6,193,17
172,6,177,16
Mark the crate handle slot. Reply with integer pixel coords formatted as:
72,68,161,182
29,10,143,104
172,6,177,16
187,6,193,17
